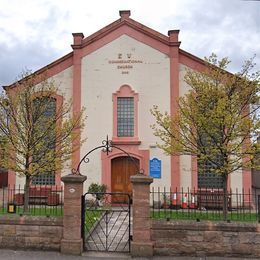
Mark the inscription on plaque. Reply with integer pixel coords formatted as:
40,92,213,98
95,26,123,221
149,158,161,179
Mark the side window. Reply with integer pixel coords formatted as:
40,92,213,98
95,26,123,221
197,132,224,189
32,97,56,185
198,160,224,189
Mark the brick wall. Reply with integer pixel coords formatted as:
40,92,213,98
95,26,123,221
152,220,260,258
0,215,63,250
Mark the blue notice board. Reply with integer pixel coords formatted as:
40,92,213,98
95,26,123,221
149,158,161,178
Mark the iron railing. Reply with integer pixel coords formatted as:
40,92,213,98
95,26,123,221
0,185,63,216
151,187,260,222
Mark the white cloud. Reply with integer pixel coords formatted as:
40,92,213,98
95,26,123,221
0,0,259,85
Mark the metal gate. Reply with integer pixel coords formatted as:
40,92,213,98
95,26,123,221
81,192,131,252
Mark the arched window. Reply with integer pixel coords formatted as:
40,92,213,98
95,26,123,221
31,97,56,185
112,85,139,143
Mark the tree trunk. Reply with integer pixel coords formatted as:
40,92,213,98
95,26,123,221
23,176,30,213
223,174,228,221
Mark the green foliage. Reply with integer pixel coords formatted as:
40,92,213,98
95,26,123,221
84,210,103,234
88,183,107,200
0,70,86,178
0,70,86,211
151,54,259,220
0,135,9,169
151,54,260,177
151,210,258,222
88,183,107,193
0,205,63,216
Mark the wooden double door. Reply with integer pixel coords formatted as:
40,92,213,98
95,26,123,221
111,156,139,202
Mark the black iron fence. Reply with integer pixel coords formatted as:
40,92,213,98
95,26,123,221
0,185,63,216
151,187,260,222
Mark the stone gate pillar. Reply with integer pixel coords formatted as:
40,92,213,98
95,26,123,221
131,173,153,257
60,174,87,255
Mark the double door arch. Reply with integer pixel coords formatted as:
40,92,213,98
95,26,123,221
101,148,149,201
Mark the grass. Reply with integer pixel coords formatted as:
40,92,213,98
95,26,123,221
0,205,63,216
151,209,259,222
84,209,103,233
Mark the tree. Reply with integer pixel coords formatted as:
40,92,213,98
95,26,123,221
151,54,260,220
0,135,9,169
0,70,86,212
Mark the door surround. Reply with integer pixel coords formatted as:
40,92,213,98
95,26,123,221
101,146,149,192
111,156,140,194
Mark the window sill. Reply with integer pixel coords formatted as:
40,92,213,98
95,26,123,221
112,137,141,145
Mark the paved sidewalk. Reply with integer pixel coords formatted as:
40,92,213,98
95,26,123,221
85,208,130,252
0,250,258,260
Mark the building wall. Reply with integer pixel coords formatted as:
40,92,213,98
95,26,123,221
51,66,74,178
177,63,245,191
231,169,243,193
179,64,194,189
8,15,250,192
15,66,74,188
81,34,171,191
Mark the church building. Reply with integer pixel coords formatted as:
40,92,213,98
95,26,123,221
3,10,251,194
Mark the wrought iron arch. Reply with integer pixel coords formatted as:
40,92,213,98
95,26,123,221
72,136,143,176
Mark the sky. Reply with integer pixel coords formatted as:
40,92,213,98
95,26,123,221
0,0,259,86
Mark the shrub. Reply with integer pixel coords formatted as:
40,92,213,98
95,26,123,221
88,183,107,200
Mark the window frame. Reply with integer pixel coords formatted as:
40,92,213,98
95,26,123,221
117,97,134,137
30,93,63,187
112,85,139,144
198,160,224,189
31,96,57,186
197,132,224,189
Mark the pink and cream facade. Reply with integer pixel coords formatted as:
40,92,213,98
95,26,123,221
8,11,251,193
